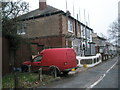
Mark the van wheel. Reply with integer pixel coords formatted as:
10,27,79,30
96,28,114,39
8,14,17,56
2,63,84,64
21,65,28,72
49,67,58,77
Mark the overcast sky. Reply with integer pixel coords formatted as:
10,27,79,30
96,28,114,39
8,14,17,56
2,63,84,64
22,0,119,37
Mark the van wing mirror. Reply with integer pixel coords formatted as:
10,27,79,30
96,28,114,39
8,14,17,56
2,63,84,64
40,53,43,55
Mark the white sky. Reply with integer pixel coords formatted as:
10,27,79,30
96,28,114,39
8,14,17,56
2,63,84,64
21,0,119,37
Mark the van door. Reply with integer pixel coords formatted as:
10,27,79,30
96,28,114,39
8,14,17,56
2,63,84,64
31,56,42,71
32,56,42,65
66,49,76,67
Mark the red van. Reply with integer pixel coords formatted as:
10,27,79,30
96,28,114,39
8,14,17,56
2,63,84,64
21,48,78,75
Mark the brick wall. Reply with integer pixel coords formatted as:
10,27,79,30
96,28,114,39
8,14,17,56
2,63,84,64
25,14,61,38
61,15,76,36
75,21,81,37
24,14,79,38
16,43,32,66
30,35,66,52
2,38,32,75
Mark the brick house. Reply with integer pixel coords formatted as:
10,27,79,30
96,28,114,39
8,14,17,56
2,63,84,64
80,23,95,56
2,0,95,75
18,0,94,56
92,33,108,60
106,42,117,57
92,33,106,54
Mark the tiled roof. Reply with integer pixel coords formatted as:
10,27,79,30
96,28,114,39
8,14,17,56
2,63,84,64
97,36,106,40
19,5,61,20
18,4,94,31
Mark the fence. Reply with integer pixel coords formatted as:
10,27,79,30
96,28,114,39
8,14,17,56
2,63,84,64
76,53,102,67
2,65,58,88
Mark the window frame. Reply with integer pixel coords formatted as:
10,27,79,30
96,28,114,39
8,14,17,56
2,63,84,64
17,23,26,35
68,20,73,33
17,29,26,35
33,56,42,62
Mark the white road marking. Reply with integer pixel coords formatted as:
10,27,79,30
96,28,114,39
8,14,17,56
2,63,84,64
87,60,118,89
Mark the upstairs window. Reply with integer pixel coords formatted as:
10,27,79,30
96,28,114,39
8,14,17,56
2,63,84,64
81,25,85,38
68,20,73,32
17,23,26,35
17,29,26,35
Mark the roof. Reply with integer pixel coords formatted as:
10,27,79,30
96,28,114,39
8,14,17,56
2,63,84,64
88,42,95,44
19,5,61,20
19,5,93,31
62,13,93,31
106,42,114,46
97,36,106,40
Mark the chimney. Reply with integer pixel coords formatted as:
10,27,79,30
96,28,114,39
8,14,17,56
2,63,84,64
66,10,71,16
39,0,47,10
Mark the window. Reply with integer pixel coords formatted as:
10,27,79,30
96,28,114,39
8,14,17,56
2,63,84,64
17,23,26,35
81,25,85,38
17,29,26,35
68,20,73,32
86,29,90,39
33,56,42,62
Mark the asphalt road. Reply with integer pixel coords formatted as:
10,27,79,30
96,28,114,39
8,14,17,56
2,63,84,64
38,56,119,89
93,62,118,88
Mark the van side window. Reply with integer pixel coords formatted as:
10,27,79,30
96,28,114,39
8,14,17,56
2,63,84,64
33,56,42,62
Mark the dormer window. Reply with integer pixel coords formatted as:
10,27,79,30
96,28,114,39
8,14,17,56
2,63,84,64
68,20,73,33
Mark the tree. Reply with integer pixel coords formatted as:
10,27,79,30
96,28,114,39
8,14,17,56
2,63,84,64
2,1,29,59
2,0,29,37
108,19,120,45
2,0,29,88
2,0,29,64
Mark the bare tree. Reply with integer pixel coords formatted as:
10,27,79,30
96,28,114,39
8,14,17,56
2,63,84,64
2,0,29,68
108,19,120,45
2,0,29,56
2,0,29,88
2,0,29,19
2,0,29,36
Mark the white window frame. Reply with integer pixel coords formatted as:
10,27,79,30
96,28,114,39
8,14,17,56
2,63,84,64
17,29,26,35
81,25,85,38
17,23,26,35
68,20,73,33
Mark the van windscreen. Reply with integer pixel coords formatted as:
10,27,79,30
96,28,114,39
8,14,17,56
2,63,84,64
33,56,42,62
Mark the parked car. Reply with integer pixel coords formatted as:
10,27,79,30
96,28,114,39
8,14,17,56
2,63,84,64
21,48,78,75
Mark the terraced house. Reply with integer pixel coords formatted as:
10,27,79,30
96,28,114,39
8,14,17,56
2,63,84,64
18,0,95,56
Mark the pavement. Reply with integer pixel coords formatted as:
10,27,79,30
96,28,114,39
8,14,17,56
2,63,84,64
68,67,89,75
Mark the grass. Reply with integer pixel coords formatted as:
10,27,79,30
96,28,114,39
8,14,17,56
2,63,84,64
2,74,15,88
2,72,56,88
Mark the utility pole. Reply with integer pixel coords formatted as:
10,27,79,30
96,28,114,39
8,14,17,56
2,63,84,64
84,9,86,25
88,12,90,27
79,8,81,21
66,0,68,12
73,0,75,17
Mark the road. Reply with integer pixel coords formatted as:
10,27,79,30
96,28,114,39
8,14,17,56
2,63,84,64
38,56,119,89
